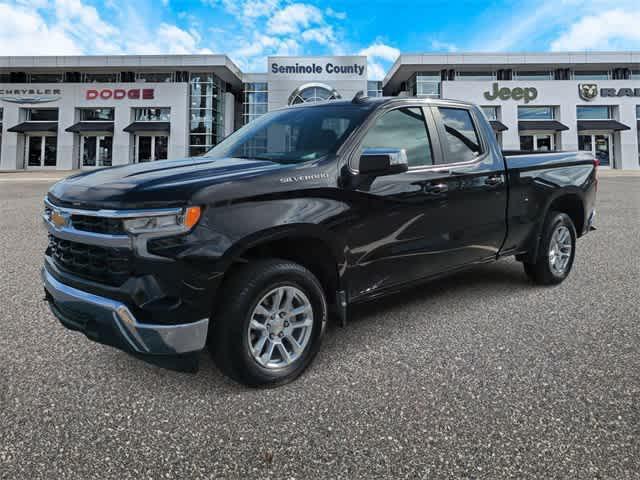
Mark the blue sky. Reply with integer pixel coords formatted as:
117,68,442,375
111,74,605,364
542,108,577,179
2,0,640,78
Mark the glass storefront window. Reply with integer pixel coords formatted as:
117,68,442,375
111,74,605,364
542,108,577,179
481,106,499,121
515,70,554,80
29,73,63,83
83,72,120,83
80,108,115,121
27,108,59,121
190,72,225,151
409,72,440,98
576,106,612,120
455,71,496,81
636,105,640,118
81,135,112,167
518,106,555,120
135,72,174,83
243,82,268,125
520,134,555,152
136,135,168,162
367,81,383,97
573,70,610,80
289,85,340,105
134,107,171,121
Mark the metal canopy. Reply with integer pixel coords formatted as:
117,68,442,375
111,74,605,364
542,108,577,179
123,121,170,133
65,121,114,133
576,120,630,131
518,120,570,132
489,120,508,132
7,121,58,133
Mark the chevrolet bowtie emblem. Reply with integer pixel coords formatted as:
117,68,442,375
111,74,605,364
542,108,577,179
51,210,67,228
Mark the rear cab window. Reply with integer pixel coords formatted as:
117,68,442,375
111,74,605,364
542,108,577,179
435,107,483,164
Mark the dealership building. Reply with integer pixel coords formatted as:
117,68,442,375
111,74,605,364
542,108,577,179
1,51,639,171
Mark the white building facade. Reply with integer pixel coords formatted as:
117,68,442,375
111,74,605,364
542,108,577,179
1,52,639,170
384,52,640,169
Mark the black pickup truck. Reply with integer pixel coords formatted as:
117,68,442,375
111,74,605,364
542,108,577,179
42,95,597,386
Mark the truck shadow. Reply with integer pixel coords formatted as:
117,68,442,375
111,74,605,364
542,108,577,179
344,259,531,327
107,259,534,393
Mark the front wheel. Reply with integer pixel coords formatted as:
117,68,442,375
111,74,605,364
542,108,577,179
210,259,327,387
523,211,577,285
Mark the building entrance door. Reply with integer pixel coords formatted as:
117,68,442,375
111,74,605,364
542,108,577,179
26,135,57,168
578,134,613,167
81,135,113,168
135,135,168,162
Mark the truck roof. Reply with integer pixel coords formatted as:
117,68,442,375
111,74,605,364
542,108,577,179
284,95,477,111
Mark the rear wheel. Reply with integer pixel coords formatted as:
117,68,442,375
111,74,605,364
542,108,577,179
523,211,577,285
210,259,327,387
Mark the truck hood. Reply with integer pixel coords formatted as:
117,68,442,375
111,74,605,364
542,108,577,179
48,157,288,209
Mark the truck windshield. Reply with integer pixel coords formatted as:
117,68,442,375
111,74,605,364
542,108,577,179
204,104,371,164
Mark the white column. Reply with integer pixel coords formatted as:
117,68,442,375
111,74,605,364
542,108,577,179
56,103,75,170
619,104,639,170
558,103,578,153
501,102,520,150
0,103,20,170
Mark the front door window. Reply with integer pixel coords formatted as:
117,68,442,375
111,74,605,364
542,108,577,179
81,135,113,168
136,135,169,162
27,135,57,168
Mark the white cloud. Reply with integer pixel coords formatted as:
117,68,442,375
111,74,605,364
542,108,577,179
358,41,400,80
430,40,458,52
301,26,335,45
0,3,83,55
267,3,323,35
551,9,640,50
358,42,400,62
325,7,346,20
0,0,215,56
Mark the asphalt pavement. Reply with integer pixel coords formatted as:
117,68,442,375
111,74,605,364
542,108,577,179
0,176,638,479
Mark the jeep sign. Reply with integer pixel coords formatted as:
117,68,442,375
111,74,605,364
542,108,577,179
483,83,538,103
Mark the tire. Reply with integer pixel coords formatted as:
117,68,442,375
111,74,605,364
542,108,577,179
210,258,327,387
523,211,577,285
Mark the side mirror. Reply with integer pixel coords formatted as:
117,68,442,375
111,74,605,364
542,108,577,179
358,148,409,176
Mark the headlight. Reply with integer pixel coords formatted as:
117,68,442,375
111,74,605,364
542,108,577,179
122,206,202,234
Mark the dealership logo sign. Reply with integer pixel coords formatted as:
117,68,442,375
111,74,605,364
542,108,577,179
271,62,365,76
579,84,640,101
86,88,155,100
578,84,598,101
483,83,538,103
0,88,62,104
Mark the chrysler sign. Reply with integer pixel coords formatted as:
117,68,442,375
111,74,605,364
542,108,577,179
0,88,62,104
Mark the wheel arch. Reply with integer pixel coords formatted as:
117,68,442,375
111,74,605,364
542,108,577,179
218,224,346,307
519,189,586,263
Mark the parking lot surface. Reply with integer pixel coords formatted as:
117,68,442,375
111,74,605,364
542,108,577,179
1,177,638,479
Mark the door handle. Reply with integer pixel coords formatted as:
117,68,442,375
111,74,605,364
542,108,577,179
426,183,449,195
485,175,503,186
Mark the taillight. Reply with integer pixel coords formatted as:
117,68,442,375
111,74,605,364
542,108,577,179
593,157,599,191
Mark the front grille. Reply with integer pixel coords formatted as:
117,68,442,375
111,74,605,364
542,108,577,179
70,215,125,235
47,234,133,286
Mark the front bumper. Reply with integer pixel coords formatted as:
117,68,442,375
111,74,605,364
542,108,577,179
43,268,209,356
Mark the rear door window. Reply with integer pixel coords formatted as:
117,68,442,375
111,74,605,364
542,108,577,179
436,107,482,164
